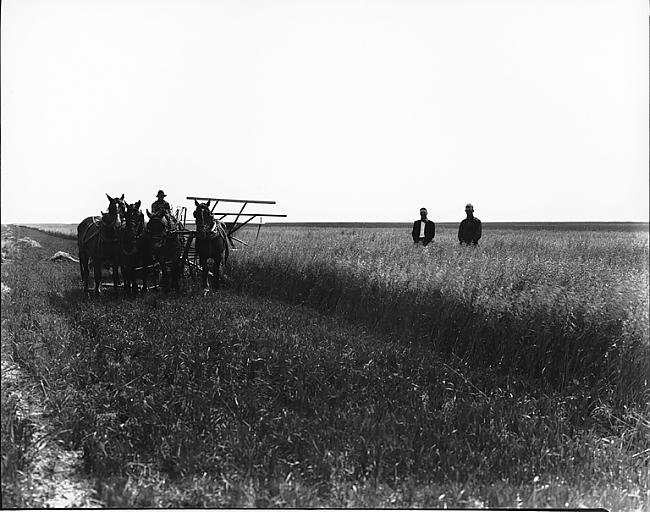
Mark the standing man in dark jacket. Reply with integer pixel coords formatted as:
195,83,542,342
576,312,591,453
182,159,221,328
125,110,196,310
412,207,436,246
458,203,482,245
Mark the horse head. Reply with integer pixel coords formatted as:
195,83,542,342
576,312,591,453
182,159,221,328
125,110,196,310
117,194,127,218
146,209,170,252
100,208,121,241
193,200,214,240
125,200,144,236
116,200,142,259
105,193,127,226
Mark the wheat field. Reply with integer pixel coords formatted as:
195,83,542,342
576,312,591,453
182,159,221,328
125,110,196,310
2,223,648,509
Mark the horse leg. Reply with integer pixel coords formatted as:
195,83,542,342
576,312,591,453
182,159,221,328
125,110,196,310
200,256,209,291
128,267,134,295
78,246,89,292
222,246,229,279
137,250,146,292
84,259,90,293
213,253,221,290
129,261,137,295
120,264,127,295
128,256,138,295
121,263,132,296
174,252,182,292
129,261,139,295
112,262,120,293
171,259,180,292
167,261,175,292
150,255,161,289
79,252,85,283
115,260,122,286
93,260,103,295
160,261,169,292
140,262,148,292
128,267,133,296
80,252,90,293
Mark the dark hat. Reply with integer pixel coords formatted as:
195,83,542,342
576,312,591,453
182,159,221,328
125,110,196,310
157,190,166,198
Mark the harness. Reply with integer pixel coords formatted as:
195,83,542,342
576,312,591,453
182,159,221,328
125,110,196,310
196,207,228,243
121,212,144,257
100,211,122,247
213,221,229,243
79,215,121,247
79,217,101,245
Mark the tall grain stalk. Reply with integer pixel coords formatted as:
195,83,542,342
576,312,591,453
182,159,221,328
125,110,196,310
228,227,649,403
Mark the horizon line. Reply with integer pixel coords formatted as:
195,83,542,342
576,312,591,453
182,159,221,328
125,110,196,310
7,220,649,226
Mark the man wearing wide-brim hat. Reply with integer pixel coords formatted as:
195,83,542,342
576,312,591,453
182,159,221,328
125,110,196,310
151,190,171,218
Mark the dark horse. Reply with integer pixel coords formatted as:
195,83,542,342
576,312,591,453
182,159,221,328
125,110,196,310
193,199,229,291
119,200,155,295
145,209,182,292
77,194,124,294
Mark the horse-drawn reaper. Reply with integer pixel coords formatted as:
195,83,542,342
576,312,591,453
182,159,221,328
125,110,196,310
78,194,286,294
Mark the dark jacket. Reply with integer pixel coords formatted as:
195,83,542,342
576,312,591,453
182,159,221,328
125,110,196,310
151,199,171,216
458,216,482,245
412,219,436,245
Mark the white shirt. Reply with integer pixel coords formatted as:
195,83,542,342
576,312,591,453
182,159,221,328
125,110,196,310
419,220,426,238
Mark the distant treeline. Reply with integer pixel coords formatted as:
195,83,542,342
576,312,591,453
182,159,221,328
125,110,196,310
266,222,649,232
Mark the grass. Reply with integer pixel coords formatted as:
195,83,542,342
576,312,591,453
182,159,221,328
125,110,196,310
1,224,648,509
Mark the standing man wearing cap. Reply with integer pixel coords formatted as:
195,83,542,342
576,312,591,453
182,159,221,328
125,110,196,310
412,207,436,246
458,203,482,245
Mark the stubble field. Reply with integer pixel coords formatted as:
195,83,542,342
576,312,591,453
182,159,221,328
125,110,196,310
2,223,648,509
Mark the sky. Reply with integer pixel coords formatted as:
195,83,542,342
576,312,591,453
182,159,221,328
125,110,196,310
1,0,648,224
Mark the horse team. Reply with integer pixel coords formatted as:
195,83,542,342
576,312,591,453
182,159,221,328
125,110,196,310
76,194,229,295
